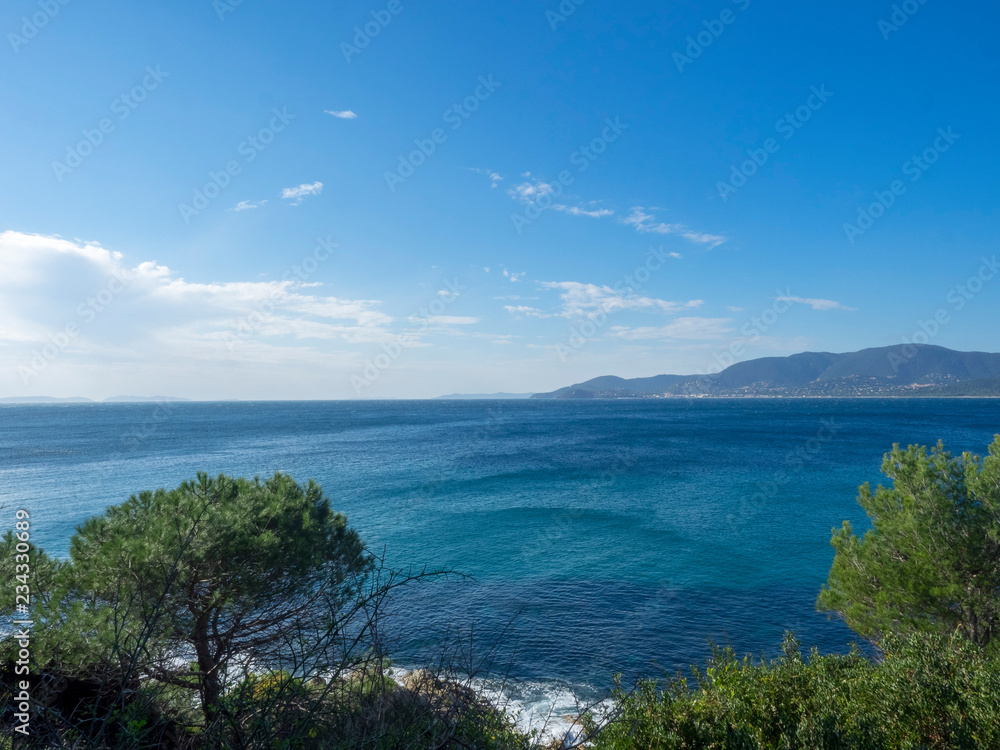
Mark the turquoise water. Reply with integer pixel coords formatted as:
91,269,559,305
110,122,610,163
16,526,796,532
2,399,998,691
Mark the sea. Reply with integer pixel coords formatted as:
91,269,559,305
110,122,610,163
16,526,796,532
2,398,998,734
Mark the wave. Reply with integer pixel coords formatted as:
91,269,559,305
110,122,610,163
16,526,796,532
388,666,612,744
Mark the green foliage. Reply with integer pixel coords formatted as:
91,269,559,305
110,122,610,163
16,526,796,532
0,533,108,671
65,472,372,721
2,472,534,749
592,631,1000,750
817,437,1000,650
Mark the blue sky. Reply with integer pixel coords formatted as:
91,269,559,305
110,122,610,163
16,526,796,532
1,0,997,399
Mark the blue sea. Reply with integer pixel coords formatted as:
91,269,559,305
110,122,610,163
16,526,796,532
2,399,998,715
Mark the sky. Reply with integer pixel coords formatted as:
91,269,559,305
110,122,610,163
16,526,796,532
1,0,998,400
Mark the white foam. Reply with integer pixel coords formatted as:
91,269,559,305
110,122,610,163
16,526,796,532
389,667,613,745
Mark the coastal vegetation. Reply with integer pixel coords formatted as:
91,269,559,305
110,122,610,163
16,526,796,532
3,436,1000,748
1,474,526,749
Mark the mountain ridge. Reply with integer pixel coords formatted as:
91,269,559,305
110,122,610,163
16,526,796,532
531,345,1000,399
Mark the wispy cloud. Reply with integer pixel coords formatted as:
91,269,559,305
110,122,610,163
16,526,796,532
506,175,614,220
507,174,554,203
281,182,323,205
234,199,268,211
553,204,614,218
325,109,357,119
505,178,722,241
540,281,703,318
611,317,735,340
502,269,526,282
471,167,503,188
623,207,727,248
508,172,615,219
503,305,552,318
407,314,480,326
777,295,856,311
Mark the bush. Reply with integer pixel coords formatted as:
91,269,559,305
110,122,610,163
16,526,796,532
591,632,1000,750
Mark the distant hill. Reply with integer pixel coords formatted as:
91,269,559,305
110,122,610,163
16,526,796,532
0,396,93,403
0,396,189,404
531,345,1000,399
102,396,190,403
436,392,534,400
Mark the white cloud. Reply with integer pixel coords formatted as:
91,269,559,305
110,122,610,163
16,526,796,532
611,317,735,340
540,280,703,318
777,295,856,311
623,207,726,248
0,231,123,287
503,305,552,318
506,178,723,242
507,174,554,203
506,176,615,220
553,205,614,218
407,315,480,326
0,231,407,381
502,269,526,282
471,167,503,188
325,109,357,119
234,199,268,211
281,182,324,205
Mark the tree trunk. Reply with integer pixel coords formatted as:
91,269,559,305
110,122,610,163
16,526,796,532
193,615,221,724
